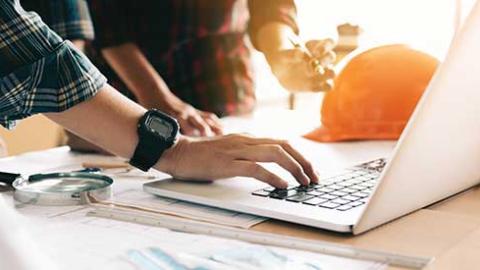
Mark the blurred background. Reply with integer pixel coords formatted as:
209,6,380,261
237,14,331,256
0,0,476,155
254,0,477,111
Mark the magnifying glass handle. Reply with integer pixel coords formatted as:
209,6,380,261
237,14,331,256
0,171,21,186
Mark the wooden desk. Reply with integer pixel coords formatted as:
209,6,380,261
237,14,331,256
251,186,480,269
2,147,479,269
4,110,479,269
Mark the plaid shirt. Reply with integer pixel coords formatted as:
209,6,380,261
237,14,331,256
20,0,95,41
0,0,106,129
88,0,298,116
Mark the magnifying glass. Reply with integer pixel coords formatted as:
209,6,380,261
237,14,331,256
0,169,113,206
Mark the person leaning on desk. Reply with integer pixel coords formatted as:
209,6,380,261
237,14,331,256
0,0,318,188
85,0,335,137
19,0,336,152
83,0,335,137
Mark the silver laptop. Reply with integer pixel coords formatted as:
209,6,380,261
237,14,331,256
145,1,480,235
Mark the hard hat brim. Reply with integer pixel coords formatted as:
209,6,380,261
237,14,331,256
303,126,350,142
303,126,399,142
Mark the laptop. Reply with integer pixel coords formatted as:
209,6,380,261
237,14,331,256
144,1,480,235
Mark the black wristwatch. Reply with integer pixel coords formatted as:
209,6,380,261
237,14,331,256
129,109,180,171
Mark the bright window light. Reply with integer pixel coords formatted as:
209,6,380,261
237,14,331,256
297,0,476,59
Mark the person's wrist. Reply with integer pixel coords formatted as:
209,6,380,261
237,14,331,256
154,135,188,175
137,82,174,110
257,23,296,56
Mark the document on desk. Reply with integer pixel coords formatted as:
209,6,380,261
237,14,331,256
124,245,386,270
101,189,267,229
26,207,385,270
0,195,58,270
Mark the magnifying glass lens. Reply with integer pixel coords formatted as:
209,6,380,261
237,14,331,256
21,178,110,193
13,173,113,206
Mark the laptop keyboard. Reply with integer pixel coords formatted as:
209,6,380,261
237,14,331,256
251,158,387,211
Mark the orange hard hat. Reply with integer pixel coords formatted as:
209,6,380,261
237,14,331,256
304,44,439,142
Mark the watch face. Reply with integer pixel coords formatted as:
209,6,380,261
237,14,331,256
147,117,173,137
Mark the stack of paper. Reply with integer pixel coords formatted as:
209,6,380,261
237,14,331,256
22,207,385,270
98,189,267,229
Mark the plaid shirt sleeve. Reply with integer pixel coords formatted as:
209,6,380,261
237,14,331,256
248,0,299,51
20,0,95,41
0,0,106,129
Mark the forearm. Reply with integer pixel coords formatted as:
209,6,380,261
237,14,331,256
248,0,299,52
45,84,145,159
256,22,297,56
100,43,223,137
44,82,318,188
101,43,171,109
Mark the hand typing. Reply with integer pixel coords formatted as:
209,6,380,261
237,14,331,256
155,134,319,188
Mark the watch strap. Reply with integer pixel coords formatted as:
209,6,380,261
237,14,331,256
129,134,170,172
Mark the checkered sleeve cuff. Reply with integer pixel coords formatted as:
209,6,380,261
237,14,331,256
0,40,106,129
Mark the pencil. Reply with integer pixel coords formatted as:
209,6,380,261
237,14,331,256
288,37,334,91
82,161,131,170
288,36,325,74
